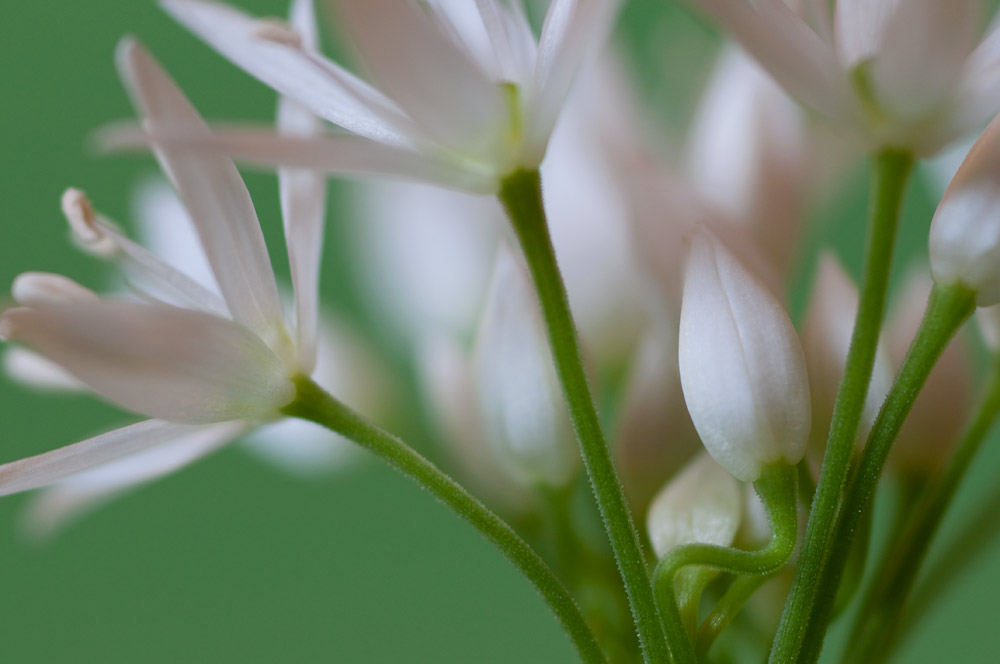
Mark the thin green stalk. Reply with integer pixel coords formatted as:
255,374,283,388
654,464,799,664
794,284,976,664
769,149,914,663
498,169,669,663
281,376,608,664
697,574,770,658
846,355,1000,663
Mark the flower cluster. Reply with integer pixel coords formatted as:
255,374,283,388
6,0,1000,662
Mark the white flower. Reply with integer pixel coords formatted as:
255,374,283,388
0,37,343,534
126,0,621,193
929,112,1000,304
686,0,999,155
678,230,811,482
646,452,742,559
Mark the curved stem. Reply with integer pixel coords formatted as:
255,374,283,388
654,464,799,664
498,169,669,663
846,355,1000,663
794,284,976,664
769,149,913,663
281,376,608,664
697,574,770,658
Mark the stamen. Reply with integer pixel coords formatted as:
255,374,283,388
253,19,303,49
11,272,99,306
60,188,118,256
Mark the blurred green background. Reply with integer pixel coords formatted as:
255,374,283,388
2,0,1000,662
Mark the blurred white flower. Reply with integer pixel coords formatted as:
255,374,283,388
0,38,375,535
646,452,742,559
929,113,1000,305
129,0,621,192
686,0,1000,155
801,253,894,457
678,230,811,482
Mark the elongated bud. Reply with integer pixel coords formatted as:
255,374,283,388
678,230,811,482
802,254,893,455
929,115,1000,305
646,452,742,558
473,245,580,488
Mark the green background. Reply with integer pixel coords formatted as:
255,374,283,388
1,1,999,662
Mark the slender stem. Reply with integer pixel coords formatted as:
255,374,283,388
281,376,608,664
794,285,976,664
498,169,670,663
768,149,914,663
653,464,799,664
846,355,1000,663
696,574,770,658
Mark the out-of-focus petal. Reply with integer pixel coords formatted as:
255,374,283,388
160,0,413,145
116,38,285,338
3,348,84,392
1,301,295,424
21,420,244,538
241,418,357,476
834,0,900,67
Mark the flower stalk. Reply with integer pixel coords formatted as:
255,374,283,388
498,169,671,663
280,375,608,664
769,148,913,663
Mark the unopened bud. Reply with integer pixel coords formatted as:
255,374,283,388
678,230,811,482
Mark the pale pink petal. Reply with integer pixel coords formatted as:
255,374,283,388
1,301,295,424
241,418,357,476
117,38,285,338
687,0,848,119
160,0,413,146
527,0,621,159
872,0,978,120
22,420,245,537
2,348,85,392
331,0,507,151
834,0,901,66
98,123,496,194
278,94,325,373
0,419,226,497
11,272,98,305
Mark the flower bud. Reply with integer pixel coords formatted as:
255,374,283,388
646,452,742,559
929,114,1000,306
473,245,580,488
678,230,811,482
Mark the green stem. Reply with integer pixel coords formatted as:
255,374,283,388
794,284,976,664
281,376,608,664
847,355,1000,663
768,149,913,663
654,464,799,664
696,574,770,658
498,169,669,663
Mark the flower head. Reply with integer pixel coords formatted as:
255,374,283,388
0,37,342,533
687,0,1000,155
126,0,621,193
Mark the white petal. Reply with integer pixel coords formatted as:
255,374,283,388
278,93,325,373
473,244,580,487
160,0,414,145
834,0,901,67
2,347,85,392
646,452,743,558
678,231,811,482
929,114,1000,305
527,0,621,159
11,272,98,305
1,301,295,424
98,124,497,194
116,38,285,338
687,0,848,119
242,418,357,476
331,0,507,151
22,420,244,537
0,419,228,497
871,0,977,120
